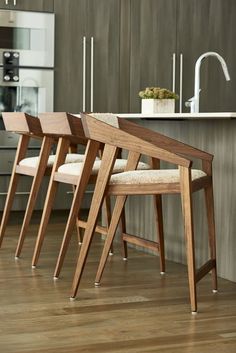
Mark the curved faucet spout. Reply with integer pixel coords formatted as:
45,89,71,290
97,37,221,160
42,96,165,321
190,51,230,113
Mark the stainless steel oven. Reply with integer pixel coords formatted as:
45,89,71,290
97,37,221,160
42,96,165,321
0,67,53,116
0,9,54,210
0,9,54,119
0,9,54,67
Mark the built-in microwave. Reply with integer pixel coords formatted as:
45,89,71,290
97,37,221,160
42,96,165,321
0,9,54,68
0,67,54,115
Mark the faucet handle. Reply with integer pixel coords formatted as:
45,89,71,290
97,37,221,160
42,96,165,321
185,97,196,113
185,96,194,108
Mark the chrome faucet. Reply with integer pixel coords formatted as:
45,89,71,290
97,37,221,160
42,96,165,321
187,52,231,113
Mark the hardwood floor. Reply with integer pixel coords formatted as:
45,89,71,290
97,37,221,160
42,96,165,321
0,211,236,353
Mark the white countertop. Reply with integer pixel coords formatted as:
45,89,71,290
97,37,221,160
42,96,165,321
117,112,236,119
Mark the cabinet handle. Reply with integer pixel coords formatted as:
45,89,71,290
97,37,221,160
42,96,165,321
179,53,183,113
5,0,8,5
90,37,94,113
82,36,86,112
13,0,16,6
172,53,176,93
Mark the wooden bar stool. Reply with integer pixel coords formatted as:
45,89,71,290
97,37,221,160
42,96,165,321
0,112,86,257
70,113,217,314
31,112,151,278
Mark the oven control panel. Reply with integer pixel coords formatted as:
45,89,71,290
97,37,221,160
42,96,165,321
3,51,19,82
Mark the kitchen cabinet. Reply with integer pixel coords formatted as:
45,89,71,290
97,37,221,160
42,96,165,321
129,0,236,113
54,0,85,113
0,0,54,12
129,0,177,113
178,0,236,112
54,0,121,113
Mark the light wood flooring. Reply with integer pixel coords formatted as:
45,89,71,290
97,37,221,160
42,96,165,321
0,211,236,353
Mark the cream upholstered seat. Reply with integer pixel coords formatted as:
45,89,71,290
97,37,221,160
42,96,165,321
19,153,85,168
0,112,87,258
69,113,217,314
109,169,206,185
57,159,150,176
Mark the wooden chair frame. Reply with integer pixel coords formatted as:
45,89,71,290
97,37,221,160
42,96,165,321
69,113,217,313
0,112,85,258
0,113,55,256
31,113,119,273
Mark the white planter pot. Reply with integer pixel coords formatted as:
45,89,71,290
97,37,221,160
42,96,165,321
141,99,175,114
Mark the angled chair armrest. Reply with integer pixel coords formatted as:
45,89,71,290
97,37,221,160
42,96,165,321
39,112,88,147
2,112,43,138
118,118,213,162
81,113,192,168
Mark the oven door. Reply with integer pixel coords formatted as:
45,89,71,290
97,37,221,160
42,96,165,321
0,67,53,117
0,10,54,68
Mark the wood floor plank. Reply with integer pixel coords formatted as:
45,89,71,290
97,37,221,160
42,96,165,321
0,211,236,353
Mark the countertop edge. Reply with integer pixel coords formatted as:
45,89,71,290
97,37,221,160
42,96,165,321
116,113,236,120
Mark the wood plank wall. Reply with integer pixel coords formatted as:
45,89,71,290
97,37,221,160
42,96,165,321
124,119,236,282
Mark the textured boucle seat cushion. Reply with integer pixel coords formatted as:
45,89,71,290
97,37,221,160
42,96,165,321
90,113,119,127
19,153,85,168
57,159,150,176
109,169,207,185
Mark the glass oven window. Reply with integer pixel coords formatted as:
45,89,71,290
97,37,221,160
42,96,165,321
0,86,38,116
0,27,44,51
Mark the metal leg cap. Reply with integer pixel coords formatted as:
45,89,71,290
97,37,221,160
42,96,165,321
160,271,165,275
109,251,113,256
15,256,19,260
123,257,128,261
31,265,36,269
53,276,58,281
212,289,218,293
94,282,100,287
78,242,82,246
191,311,198,315
70,297,76,301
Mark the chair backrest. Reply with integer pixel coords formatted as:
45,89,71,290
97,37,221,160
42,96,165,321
2,112,43,137
81,113,213,168
39,112,87,146
81,113,192,167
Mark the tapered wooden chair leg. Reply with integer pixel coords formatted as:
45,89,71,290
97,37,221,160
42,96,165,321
15,175,45,258
15,137,53,258
70,192,108,298
68,146,83,244
180,167,197,313
120,208,128,259
54,140,101,278
204,184,217,291
0,173,20,248
0,134,30,248
70,144,118,298
153,194,165,274
54,181,89,278
73,184,83,245
95,195,127,285
70,189,107,298
31,180,59,267
103,196,114,254
31,137,71,267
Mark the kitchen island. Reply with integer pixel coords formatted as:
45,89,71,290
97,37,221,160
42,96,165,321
116,113,236,283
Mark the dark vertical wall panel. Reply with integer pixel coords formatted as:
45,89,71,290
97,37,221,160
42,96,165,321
129,0,177,112
178,0,236,112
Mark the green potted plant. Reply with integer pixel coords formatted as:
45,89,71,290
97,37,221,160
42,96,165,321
139,87,179,114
